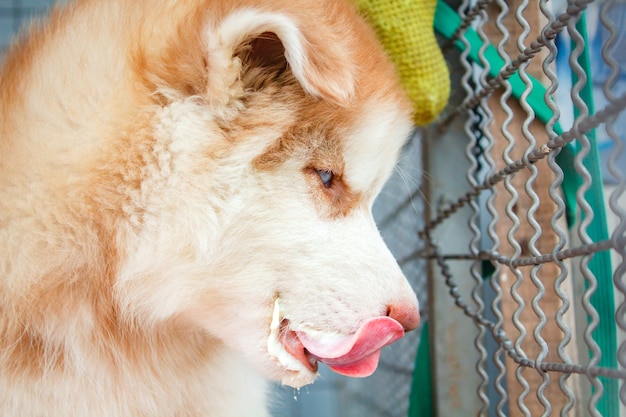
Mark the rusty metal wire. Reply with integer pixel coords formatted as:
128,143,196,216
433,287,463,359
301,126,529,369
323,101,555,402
424,0,626,416
421,93,626,239
427,242,626,381
436,0,595,130
441,0,492,54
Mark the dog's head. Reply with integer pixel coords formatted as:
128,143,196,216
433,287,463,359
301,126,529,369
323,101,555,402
86,0,421,388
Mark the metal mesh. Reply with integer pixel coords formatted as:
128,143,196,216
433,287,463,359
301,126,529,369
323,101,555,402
425,0,626,416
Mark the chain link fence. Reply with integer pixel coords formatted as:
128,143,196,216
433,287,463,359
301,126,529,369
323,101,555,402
425,0,626,416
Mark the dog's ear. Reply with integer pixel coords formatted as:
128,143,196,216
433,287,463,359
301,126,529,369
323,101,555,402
205,9,356,106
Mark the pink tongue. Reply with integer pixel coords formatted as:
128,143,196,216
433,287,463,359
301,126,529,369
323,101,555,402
296,317,404,377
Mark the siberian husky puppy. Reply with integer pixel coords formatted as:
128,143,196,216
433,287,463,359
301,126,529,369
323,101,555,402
0,0,420,415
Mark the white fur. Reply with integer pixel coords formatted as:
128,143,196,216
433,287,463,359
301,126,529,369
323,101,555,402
343,101,416,197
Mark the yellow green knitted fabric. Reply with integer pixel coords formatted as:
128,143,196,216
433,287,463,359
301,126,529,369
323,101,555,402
356,0,450,125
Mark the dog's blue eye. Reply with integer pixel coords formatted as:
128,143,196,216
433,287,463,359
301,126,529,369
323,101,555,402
316,169,334,188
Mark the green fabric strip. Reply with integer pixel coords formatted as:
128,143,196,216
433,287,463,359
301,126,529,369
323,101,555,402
409,322,434,417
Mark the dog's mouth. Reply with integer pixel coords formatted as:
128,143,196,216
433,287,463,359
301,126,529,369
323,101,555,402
267,299,405,381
